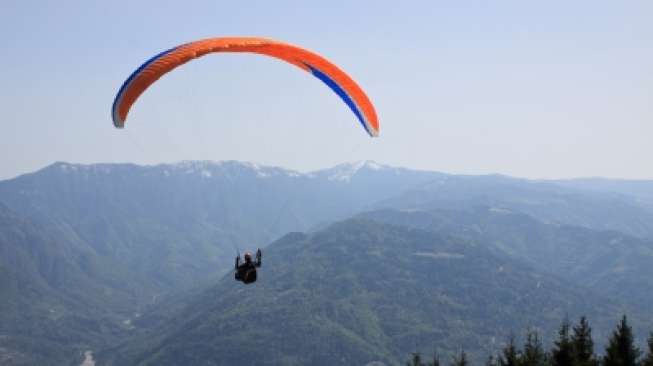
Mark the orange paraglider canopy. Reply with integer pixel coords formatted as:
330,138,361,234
111,37,379,137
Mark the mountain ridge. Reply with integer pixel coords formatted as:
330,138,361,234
98,216,650,366
2,161,653,365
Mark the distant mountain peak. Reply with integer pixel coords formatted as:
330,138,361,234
167,160,306,179
317,160,395,182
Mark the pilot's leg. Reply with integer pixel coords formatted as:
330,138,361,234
245,269,257,284
250,270,257,283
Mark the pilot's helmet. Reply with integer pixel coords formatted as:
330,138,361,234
244,251,253,263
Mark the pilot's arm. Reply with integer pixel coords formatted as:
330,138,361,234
235,255,240,270
255,249,262,267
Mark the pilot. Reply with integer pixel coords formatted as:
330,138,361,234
235,249,262,284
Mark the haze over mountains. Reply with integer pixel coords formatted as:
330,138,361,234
1,161,652,365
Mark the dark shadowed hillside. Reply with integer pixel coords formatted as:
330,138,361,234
98,218,643,366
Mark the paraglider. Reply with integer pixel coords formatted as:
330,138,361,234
235,249,262,284
111,36,379,137
111,37,378,286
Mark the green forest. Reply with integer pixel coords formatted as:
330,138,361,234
407,316,653,366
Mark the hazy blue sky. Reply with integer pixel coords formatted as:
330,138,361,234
1,0,651,180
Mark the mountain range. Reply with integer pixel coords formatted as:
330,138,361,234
1,161,652,365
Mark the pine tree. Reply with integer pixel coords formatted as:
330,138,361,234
640,332,653,366
499,336,520,366
603,315,641,366
522,330,547,366
407,352,423,366
450,350,468,366
571,316,597,366
430,351,441,366
552,319,574,366
486,355,498,366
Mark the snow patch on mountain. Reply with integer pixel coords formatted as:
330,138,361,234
49,160,403,182
165,160,306,179
320,161,393,182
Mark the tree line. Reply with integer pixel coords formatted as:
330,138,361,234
407,316,653,366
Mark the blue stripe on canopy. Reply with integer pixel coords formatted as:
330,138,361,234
112,46,179,127
303,63,372,136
